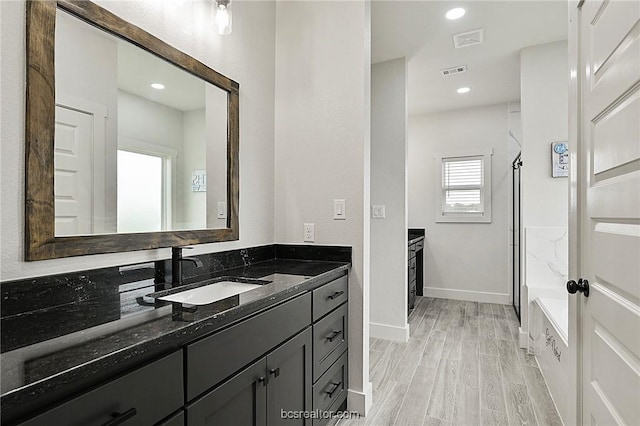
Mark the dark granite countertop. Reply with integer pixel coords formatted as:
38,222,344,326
408,228,426,245
1,250,349,422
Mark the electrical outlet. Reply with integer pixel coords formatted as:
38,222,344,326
303,223,315,242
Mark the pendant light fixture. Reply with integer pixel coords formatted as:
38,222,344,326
214,0,232,35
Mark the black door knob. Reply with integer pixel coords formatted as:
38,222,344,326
567,278,589,297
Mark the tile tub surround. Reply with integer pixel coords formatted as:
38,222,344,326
524,227,568,291
530,299,569,424
0,244,351,422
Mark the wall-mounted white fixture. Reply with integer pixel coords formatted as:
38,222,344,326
334,199,346,220
457,87,471,94
372,205,386,219
151,83,165,90
214,0,232,35
445,7,466,20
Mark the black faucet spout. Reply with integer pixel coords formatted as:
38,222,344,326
171,247,204,286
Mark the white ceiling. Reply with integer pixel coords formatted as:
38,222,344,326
372,1,568,115
117,40,206,112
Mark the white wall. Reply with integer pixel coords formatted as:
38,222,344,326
519,40,569,339
55,9,118,233
521,41,569,229
0,0,276,280
273,1,372,413
370,58,408,341
408,104,510,303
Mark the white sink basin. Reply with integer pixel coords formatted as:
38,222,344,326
158,281,262,306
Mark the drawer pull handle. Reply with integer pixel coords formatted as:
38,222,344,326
328,291,345,300
269,367,280,377
326,330,343,342
102,408,137,426
324,381,343,398
258,376,268,386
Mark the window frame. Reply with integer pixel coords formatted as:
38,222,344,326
435,148,493,223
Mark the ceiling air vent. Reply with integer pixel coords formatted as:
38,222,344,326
453,28,484,49
441,65,467,76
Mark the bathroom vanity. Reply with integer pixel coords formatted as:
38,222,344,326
1,245,350,425
408,228,425,315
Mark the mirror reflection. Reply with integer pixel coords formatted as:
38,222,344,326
54,9,228,237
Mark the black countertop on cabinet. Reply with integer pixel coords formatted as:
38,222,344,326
408,228,425,245
0,246,350,423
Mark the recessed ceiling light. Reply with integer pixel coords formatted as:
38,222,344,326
457,87,471,94
150,83,165,90
446,7,466,20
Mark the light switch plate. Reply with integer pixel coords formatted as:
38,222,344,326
304,223,315,242
372,205,386,219
217,201,227,219
334,199,346,220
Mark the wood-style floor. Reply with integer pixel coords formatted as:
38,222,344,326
338,297,562,426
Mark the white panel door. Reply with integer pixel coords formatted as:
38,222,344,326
54,106,94,236
577,1,640,425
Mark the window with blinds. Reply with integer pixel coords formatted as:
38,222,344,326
435,149,492,223
442,156,484,214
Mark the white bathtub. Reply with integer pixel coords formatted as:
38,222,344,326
530,297,568,424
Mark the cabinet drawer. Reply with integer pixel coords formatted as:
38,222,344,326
312,275,348,321
313,303,348,381
408,244,416,259
186,292,311,400
21,351,183,426
312,352,348,418
409,257,417,283
157,410,184,426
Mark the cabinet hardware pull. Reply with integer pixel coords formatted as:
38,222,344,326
258,376,268,386
102,408,137,426
328,291,344,300
326,330,343,342
269,368,280,377
324,381,342,398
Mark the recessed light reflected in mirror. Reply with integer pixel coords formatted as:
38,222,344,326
457,87,471,94
150,83,165,90
446,8,466,20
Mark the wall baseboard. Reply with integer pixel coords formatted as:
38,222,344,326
348,381,373,415
518,327,528,349
423,287,510,304
369,322,409,342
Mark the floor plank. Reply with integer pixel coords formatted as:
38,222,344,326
480,408,510,426
369,349,385,374
463,314,480,342
389,338,428,384
464,300,479,317
395,366,437,426
426,358,459,421
423,416,451,426
453,384,480,426
420,330,446,366
505,382,538,426
365,382,409,425
370,338,392,352
479,354,507,413
459,340,480,388
441,330,463,360
496,339,525,385
522,365,563,426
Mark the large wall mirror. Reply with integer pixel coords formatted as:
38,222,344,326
25,0,239,260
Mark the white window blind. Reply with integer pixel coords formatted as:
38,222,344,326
442,156,484,214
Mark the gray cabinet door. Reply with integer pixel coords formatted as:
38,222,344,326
187,358,267,426
266,328,312,426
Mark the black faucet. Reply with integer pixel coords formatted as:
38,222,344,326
171,247,204,287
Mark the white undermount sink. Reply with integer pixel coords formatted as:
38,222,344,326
158,281,262,306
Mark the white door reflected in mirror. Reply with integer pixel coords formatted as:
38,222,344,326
53,8,228,237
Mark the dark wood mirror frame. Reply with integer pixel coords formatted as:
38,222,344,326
25,0,239,260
